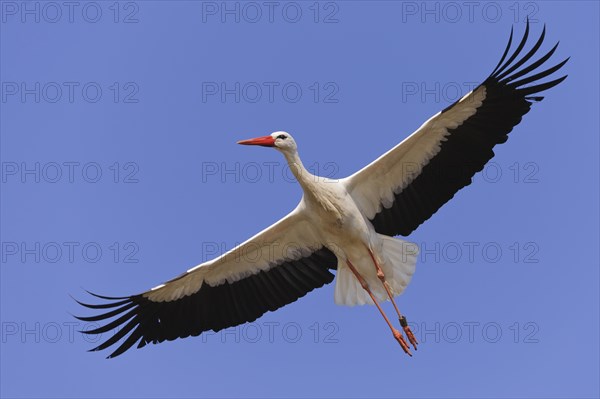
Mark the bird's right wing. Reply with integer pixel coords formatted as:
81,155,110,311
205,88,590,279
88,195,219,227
75,207,337,358
343,21,568,237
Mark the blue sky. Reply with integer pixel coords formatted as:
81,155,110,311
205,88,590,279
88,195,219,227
1,1,598,398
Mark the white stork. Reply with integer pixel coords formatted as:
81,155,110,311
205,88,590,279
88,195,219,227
76,21,568,358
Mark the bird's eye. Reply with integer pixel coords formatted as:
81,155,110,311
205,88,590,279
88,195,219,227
276,134,287,140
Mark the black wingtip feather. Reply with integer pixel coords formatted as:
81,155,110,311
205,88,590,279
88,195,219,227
85,290,130,301
518,75,568,97
509,57,570,89
492,18,530,79
73,297,131,310
502,42,560,85
74,302,137,322
525,96,545,102
495,24,546,82
491,26,514,76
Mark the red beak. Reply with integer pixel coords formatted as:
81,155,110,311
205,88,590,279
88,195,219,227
237,135,276,147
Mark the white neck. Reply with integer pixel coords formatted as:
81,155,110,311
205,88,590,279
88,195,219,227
282,149,317,192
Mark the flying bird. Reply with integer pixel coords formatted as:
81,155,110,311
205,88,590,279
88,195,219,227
76,21,568,358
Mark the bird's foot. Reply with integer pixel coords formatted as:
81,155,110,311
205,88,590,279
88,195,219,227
392,328,412,357
400,316,418,351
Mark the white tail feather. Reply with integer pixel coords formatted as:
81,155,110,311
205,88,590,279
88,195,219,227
334,235,419,306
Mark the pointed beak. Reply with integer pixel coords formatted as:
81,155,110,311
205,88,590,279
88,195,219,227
237,135,276,147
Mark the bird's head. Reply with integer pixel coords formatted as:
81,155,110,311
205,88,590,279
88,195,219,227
237,131,297,154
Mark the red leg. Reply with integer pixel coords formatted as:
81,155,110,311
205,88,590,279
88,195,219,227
345,260,412,357
366,248,418,351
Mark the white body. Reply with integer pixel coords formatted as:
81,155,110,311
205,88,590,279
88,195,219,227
287,169,418,306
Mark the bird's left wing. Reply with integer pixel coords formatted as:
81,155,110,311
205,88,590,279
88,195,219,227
343,22,568,237
75,208,337,358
